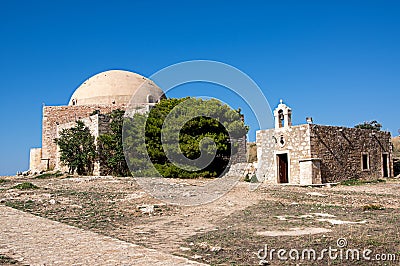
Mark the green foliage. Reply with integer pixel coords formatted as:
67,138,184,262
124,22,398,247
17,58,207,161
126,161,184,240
363,204,385,211
355,120,382,131
250,175,258,183
54,121,96,175
98,110,131,176
34,171,63,179
0,254,20,264
12,182,39,190
341,178,386,186
124,97,248,178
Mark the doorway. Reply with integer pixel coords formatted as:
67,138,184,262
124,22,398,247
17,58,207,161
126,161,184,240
382,153,389,177
277,153,289,183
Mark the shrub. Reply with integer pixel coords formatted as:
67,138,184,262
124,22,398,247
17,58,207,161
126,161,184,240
12,182,39,190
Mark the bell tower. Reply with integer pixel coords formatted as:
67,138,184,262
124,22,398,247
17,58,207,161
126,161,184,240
273,99,292,129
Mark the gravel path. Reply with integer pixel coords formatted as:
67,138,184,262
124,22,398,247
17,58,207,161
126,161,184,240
0,205,206,266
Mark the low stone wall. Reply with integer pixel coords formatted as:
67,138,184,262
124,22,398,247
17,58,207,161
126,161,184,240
224,162,257,178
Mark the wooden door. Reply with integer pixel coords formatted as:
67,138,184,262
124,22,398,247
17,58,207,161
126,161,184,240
277,153,288,183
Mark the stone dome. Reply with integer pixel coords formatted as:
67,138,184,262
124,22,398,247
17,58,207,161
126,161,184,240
68,70,164,106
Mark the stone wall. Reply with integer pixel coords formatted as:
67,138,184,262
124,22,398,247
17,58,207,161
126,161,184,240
42,104,126,171
230,136,247,164
310,125,393,182
29,148,44,173
256,124,312,184
56,114,101,174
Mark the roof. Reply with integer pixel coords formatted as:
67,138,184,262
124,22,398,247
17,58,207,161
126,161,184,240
68,70,164,106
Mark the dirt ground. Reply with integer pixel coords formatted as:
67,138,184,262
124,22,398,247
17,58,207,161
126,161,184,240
1,175,400,265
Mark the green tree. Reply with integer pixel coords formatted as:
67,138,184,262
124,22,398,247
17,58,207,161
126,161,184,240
355,120,382,131
123,97,248,178
54,121,96,175
97,110,130,176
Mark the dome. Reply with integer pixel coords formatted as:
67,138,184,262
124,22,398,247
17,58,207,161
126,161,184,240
68,70,164,106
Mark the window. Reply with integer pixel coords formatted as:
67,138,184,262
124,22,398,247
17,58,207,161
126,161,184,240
362,153,369,170
278,110,284,128
147,94,154,103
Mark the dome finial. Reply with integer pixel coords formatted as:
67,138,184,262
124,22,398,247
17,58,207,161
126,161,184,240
280,99,283,104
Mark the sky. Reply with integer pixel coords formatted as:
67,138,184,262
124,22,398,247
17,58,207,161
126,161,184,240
0,0,399,175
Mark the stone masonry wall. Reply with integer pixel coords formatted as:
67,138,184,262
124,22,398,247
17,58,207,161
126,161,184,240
310,125,393,183
230,136,247,164
42,104,125,170
56,115,100,174
256,124,311,184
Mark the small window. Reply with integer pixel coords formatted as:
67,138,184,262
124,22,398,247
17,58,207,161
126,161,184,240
147,94,154,103
362,153,369,170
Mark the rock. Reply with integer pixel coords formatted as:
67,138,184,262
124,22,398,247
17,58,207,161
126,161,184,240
49,199,56,205
192,254,202,259
210,246,222,252
198,242,208,249
179,246,191,251
306,192,327,197
137,204,154,215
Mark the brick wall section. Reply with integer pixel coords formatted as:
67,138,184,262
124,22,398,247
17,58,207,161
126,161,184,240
42,104,126,170
310,125,393,183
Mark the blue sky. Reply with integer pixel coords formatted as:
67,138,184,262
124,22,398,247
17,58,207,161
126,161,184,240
0,0,399,175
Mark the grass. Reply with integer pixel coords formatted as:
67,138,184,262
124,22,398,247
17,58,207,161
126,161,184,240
341,178,386,186
1,176,399,265
5,200,35,210
362,204,385,211
0,254,20,265
11,182,39,190
0,179,8,184
182,200,400,265
34,171,63,179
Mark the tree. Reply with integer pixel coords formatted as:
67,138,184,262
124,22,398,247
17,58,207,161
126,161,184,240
54,121,96,175
123,97,248,178
97,110,130,176
355,120,382,131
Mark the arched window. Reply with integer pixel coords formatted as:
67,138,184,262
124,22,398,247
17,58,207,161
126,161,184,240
147,94,154,103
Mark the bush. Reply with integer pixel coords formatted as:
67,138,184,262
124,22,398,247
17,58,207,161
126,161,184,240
124,97,248,178
34,171,63,179
341,178,386,186
54,121,96,175
12,182,39,190
363,204,385,211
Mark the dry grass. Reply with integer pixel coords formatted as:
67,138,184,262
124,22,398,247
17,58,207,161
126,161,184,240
1,176,400,265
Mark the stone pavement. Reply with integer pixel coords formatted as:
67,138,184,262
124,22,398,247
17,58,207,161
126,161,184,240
0,205,206,265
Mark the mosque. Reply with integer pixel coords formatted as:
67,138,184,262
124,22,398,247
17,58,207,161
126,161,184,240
29,70,164,175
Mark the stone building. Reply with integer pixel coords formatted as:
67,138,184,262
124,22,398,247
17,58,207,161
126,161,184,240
29,70,165,175
29,69,247,176
256,100,394,184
